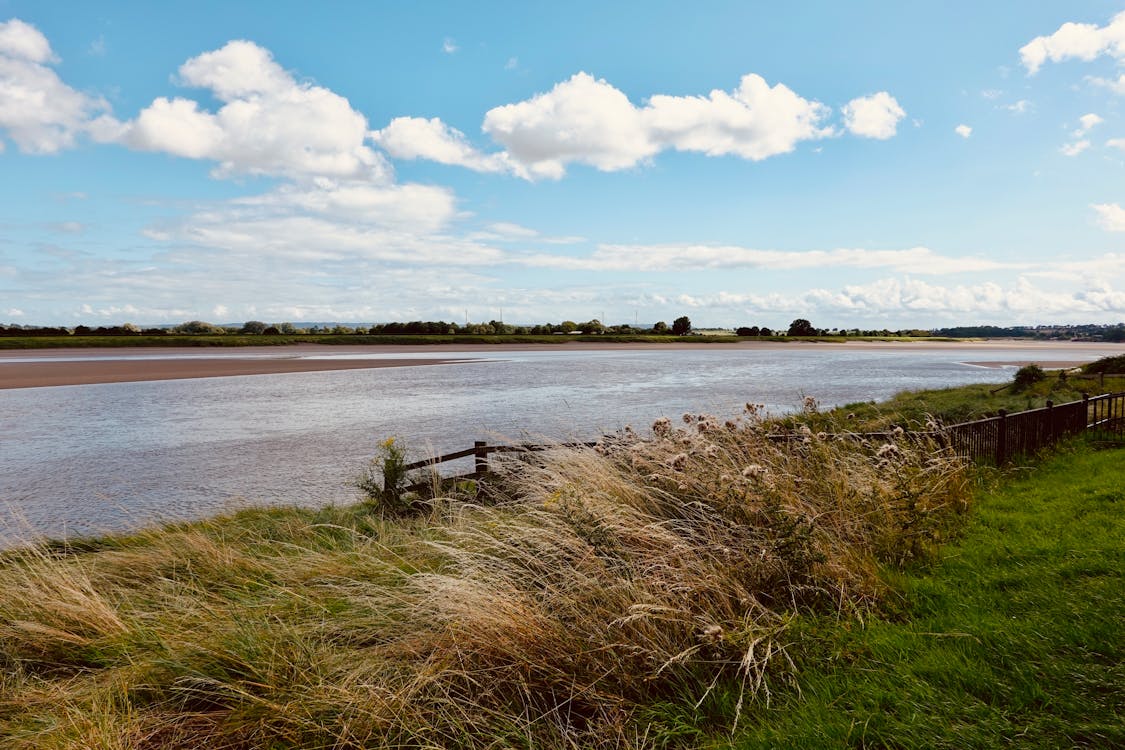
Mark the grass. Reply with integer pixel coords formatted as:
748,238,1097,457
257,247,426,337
0,406,970,748
731,442,1124,749
2,372,1120,747
804,372,1125,432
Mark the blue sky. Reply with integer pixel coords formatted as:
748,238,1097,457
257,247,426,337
2,1,1125,328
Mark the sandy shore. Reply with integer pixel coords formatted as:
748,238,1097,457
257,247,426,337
2,339,1121,389
0,356,473,389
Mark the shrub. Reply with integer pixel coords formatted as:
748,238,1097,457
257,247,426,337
355,437,417,515
1012,363,1046,392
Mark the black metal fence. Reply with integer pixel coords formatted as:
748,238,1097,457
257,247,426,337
944,392,1125,464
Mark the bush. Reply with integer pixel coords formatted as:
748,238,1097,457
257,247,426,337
355,437,417,515
1012,363,1046,392
1083,354,1125,375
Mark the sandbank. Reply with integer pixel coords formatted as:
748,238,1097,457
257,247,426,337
1,339,1121,389
0,356,472,390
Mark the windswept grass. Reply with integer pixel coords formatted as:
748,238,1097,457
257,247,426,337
0,407,970,748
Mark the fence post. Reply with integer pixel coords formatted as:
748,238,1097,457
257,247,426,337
1082,392,1090,431
474,440,488,477
1045,400,1053,446
995,409,1008,465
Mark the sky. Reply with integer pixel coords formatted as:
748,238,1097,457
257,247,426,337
1,1,1125,329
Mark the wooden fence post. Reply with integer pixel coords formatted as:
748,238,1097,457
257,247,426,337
474,440,488,476
1045,400,1053,446
995,409,1008,465
1082,392,1090,431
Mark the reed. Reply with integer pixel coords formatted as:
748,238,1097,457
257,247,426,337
0,406,971,748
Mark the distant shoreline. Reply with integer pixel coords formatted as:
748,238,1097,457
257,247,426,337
2,340,1122,389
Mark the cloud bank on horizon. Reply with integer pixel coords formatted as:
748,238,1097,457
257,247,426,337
1,4,1124,327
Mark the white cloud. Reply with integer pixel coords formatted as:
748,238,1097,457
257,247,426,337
482,72,658,178
1089,73,1125,94
518,243,1017,275
841,92,905,139
1005,100,1031,114
955,124,972,138
118,40,387,182
1060,139,1090,156
442,38,458,54
505,57,518,70
478,72,837,178
1092,203,1125,231
1074,112,1104,136
1020,10,1125,73
5,308,25,317
0,18,113,153
1107,138,1125,151
371,116,514,174
644,74,836,158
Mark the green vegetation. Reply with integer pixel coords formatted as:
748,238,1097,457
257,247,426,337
2,370,1121,747
0,404,969,748
0,332,952,349
819,368,1125,432
733,443,1124,749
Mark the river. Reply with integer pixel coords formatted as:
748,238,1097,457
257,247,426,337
1,342,1120,543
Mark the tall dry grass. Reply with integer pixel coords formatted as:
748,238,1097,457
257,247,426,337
0,405,971,748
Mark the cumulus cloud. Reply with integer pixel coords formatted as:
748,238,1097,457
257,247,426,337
1020,10,1125,74
0,18,113,153
1060,140,1090,156
481,72,659,178
117,40,387,181
476,72,836,179
517,243,1018,275
1089,73,1125,94
841,92,905,139
1107,137,1125,151
371,116,514,174
1092,203,1125,231
955,124,972,138
1074,112,1104,136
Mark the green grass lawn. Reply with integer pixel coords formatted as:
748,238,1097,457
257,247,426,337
731,443,1124,749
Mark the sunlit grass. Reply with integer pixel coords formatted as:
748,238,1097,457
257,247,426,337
0,406,970,748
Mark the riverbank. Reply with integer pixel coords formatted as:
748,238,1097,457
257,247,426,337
735,443,1124,748
3,339,1121,389
1,375,1121,747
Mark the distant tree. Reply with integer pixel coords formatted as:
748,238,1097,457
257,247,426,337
175,320,222,335
787,318,816,337
559,320,578,333
759,327,773,336
278,322,298,334
241,320,268,334
672,316,692,336
580,319,605,334
652,321,669,333
736,326,760,337
262,326,282,335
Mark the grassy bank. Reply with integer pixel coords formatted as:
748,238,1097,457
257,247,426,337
733,443,1124,748
2,373,1120,747
0,406,969,748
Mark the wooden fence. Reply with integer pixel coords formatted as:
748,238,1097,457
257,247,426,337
390,391,1125,492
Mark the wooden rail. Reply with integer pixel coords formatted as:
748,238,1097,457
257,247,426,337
387,391,1125,492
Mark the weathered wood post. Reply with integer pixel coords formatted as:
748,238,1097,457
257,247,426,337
1082,392,1090,433
995,409,1008,465
474,440,488,477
